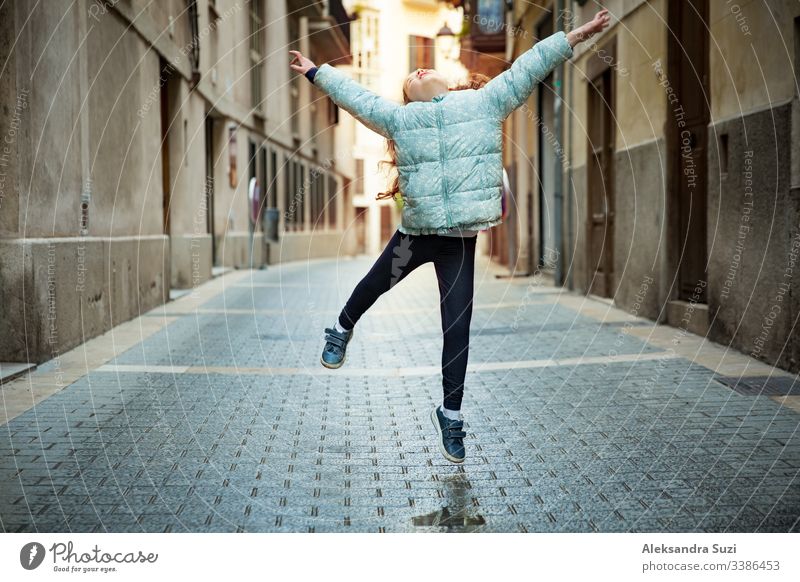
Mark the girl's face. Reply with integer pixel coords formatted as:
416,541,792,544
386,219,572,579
403,68,449,102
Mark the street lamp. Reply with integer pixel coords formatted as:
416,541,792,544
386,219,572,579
436,22,458,61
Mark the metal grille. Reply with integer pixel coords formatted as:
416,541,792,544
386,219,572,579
714,375,800,396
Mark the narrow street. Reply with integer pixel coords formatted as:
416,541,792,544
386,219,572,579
1,255,798,533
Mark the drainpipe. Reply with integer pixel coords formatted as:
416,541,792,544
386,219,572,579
553,0,565,286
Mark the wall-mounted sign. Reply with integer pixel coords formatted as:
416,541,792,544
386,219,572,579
248,176,261,225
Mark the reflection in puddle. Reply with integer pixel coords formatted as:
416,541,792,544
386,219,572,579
411,473,485,531
411,506,486,529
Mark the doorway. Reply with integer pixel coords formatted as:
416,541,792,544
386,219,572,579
204,116,216,265
355,206,368,254
668,0,709,302
380,204,392,245
586,41,616,298
536,14,556,270
159,57,177,235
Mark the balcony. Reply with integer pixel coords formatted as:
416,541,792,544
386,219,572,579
289,0,352,66
457,0,507,75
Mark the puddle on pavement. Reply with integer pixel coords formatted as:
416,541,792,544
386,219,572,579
411,473,485,531
411,506,486,530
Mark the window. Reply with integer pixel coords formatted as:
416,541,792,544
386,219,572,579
249,0,264,111
309,168,318,226
248,140,257,183
209,4,219,85
318,170,326,226
289,16,300,135
247,140,258,226
258,146,267,220
355,158,364,195
187,0,200,74
328,175,337,229
328,97,339,125
294,162,306,230
311,169,325,227
283,154,291,231
352,8,379,89
269,149,277,208
310,101,319,148
380,205,392,242
409,35,435,73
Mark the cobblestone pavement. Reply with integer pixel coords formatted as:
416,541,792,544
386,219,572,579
1,255,799,533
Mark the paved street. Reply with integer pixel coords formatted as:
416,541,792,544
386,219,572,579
1,254,799,533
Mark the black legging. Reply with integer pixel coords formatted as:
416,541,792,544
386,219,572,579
338,229,477,411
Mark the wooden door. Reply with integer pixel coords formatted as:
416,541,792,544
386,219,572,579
355,206,368,254
159,58,172,235
204,116,216,264
380,204,392,244
586,67,615,297
669,0,709,301
537,14,555,270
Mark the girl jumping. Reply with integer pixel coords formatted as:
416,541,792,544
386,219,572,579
290,8,610,464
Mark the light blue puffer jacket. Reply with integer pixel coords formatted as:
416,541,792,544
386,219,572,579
312,31,574,235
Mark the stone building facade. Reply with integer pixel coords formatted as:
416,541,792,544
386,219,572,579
0,0,356,363
500,0,800,374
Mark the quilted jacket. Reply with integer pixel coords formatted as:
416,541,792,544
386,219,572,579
312,31,574,235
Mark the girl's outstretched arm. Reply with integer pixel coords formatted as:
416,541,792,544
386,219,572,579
479,9,611,120
290,50,400,139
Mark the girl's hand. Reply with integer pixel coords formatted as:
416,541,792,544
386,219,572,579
583,8,611,36
289,50,316,74
567,9,611,47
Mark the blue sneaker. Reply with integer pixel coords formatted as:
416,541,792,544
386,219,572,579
320,326,353,369
430,405,466,463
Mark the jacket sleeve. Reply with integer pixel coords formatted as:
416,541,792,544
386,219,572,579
312,63,400,139
479,31,574,120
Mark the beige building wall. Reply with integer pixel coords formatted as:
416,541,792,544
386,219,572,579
86,26,165,239
568,0,667,165
704,0,800,372
264,1,294,145
0,1,169,363
710,0,800,120
507,0,800,374
566,0,670,318
0,0,354,363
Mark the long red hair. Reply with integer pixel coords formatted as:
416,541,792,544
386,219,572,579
376,72,491,201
